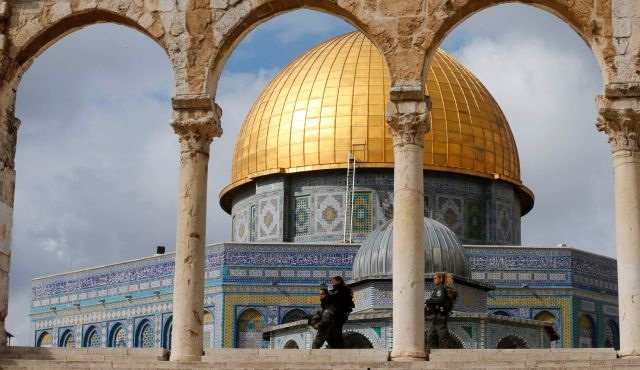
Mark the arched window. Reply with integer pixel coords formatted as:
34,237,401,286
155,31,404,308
85,327,100,348
135,321,154,348
162,317,172,350
449,334,464,349
236,309,264,348
282,309,307,324
579,314,595,348
493,310,511,317
343,332,373,349
604,320,619,350
203,311,214,350
59,330,75,348
497,335,528,349
283,339,299,349
37,331,52,348
110,324,127,348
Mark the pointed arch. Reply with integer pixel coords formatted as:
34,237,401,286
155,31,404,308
109,323,127,348
36,331,52,348
206,4,391,99
236,308,264,348
83,326,100,348
9,8,172,88
422,1,608,86
134,319,155,348
59,329,75,348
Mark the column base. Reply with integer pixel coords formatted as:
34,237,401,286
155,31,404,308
169,353,202,362
390,349,427,361
618,350,640,358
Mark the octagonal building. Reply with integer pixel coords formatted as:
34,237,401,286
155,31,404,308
220,32,533,245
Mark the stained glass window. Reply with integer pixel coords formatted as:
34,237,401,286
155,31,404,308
579,315,595,348
351,192,372,234
62,332,75,348
139,323,154,348
87,329,100,348
237,309,264,348
37,332,52,348
294,196,311,236
113,327,127,348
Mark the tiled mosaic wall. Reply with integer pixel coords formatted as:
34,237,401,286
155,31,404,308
230,170,522,245
465,245,619,349
268,314,551,350
31,243,356,349
352,279,489,314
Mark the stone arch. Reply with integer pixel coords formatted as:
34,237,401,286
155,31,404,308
162,316,172,350
9,6,171,87
493,310,512,317
283,339,299,349
422,1,609,85
108,323,127,348
59,329,75,348
343,331,374,349
448,333,464,349
203,310,214,349
282,309,308,324
134,319,155,348
496,335,529,349
236,308,264,348
83,326,100,348
206,3,392,99
36,331,52,348
578,313,596,348
604,319,619,350
534,310,557,329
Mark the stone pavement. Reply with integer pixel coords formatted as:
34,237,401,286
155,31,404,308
0,347,639,369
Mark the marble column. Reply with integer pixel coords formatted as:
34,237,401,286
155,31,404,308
386,93,430,361
597,96,640,357
0,111,19,347
169,95,221,362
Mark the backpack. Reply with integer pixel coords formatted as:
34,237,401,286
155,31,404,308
443,286,458,314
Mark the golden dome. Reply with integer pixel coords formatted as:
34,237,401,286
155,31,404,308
220,32,532,213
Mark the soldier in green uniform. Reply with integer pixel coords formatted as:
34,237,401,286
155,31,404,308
425,272,457,349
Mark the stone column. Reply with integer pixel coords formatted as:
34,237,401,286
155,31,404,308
596,95,640,357
169,95,221,362
0,108,18,347
386,92,430,361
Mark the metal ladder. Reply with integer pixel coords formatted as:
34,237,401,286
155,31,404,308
343,151,357,243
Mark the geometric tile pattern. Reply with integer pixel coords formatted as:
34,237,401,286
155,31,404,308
351,192,372,234
436,196,463,235
315,194,343,233
294,196,311,237
466,199,484,240
259,198,279,238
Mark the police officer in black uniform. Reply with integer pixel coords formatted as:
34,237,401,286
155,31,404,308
425,272,455,349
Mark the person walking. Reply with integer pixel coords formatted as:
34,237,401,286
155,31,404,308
326,276,355,349
425,272,457,349
311,288,335,349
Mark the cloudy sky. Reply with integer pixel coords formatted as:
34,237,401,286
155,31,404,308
7,5,609,344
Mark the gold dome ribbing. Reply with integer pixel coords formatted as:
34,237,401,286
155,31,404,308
221,32,529,210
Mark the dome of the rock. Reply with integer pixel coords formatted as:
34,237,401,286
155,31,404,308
220,32,533,246
220,32,533,215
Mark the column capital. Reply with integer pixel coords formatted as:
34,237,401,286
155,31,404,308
385,96,431,147
170,95,222,155
596,96,640,153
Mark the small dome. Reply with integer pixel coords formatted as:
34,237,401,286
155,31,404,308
352,218,471,280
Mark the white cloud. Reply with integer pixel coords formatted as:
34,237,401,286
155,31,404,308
448,15,613,255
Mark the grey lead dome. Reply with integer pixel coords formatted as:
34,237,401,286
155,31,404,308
352,218,471,280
